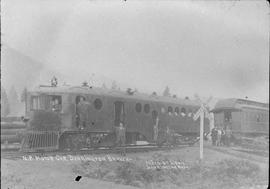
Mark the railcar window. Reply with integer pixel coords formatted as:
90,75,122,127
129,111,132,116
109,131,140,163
94,98,103,110
168,106,173,116
135,103,142,113
30,96,40,110
50,95,62,112
144,104,150,114
76,96,86,104
224,111,232,122
256,115,260,122
181,107,186,114
174,107,179,115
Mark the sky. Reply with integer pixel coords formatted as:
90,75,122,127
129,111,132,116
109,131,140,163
1,0,269,102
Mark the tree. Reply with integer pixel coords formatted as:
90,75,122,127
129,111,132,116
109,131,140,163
8,86,20,115
163,86,171,97
20,87,28,115
111,81,117,90
21,87,28,102
1,87,10,117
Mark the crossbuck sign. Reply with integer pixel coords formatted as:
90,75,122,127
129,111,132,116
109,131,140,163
193,95,212,160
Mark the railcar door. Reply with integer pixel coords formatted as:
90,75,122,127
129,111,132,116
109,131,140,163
114,101,125,126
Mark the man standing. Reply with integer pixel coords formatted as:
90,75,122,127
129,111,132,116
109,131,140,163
118,122,126,146
216,128,222,146
165,126,172,146
153,117,159,142
115,122,126,155
225,126,232,146
220,128,226,146
211,127,217,146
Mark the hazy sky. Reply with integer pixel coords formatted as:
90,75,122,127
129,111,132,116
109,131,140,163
2,0,269,102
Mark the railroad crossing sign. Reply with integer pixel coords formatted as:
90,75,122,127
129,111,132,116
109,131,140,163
193,105,210,121
193,95,212,160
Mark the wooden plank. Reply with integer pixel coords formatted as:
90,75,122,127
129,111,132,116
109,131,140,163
1,122,26,129
1,135,22,143
1,129,25,135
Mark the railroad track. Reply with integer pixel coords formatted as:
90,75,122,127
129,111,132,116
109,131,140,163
231,146,269,157
206,145,269,164
1,144,190,160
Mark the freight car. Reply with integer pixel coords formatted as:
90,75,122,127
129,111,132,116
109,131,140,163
21,84,209,151
211,98,269,137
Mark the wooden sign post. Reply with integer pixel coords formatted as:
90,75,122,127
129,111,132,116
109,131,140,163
193,95,212,160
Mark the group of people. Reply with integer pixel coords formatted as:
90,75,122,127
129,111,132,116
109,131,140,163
211,126,232,146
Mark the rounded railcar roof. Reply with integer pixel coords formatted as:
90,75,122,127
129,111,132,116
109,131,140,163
212,98,269,112
29,85,199,107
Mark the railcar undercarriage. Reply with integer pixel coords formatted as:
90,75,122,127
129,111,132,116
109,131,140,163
20,129,200,152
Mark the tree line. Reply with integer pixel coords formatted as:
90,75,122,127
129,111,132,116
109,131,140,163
1,86,27,117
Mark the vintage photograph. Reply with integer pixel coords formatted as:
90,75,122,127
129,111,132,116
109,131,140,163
1,0,269,189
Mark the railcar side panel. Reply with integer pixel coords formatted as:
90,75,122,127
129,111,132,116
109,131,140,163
231,111,241,133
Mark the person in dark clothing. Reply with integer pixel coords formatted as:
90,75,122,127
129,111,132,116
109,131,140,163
153,117,159,142
115,122,126,155
220,128,226,146
225,126,232,146
211,127,217,146
116,122,126,146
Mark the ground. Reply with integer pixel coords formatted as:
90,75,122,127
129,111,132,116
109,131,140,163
1,142,269,189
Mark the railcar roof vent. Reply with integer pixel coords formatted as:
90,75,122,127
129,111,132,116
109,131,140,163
39,85,54,88
152,92,157,96
81,81,93,89
150,92,159,99
51,76,58,87
126,88,136,95
82,81,89,87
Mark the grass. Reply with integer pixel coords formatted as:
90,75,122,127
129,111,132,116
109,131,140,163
73,154,264,189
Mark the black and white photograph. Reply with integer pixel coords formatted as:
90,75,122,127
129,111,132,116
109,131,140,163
1,0,269,189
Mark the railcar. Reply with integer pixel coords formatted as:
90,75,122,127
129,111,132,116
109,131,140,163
211,98,269,137
21,85,209,151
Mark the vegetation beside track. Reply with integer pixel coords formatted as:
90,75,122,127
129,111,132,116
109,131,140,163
74,152,265,189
